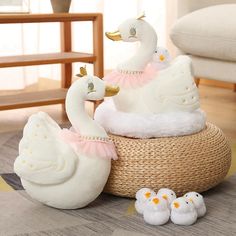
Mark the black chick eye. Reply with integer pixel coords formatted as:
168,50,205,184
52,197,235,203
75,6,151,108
88,82,94,91
196,194,199,197
171,193,174,196
186,201,189,204
186,194,188,197
129,27,136,36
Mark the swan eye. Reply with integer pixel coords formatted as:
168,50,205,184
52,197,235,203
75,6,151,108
88,82,94,91
186,201,189,204
196,194,199,197
129,27,136,36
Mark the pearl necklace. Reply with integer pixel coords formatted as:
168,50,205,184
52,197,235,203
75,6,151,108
80,135,112,143
118,69,144,75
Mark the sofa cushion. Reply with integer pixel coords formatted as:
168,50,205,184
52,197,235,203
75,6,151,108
170,4,236,62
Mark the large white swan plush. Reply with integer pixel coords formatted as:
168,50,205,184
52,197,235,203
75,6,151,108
103,14,200,114
14,67,119,209
95,14,206,138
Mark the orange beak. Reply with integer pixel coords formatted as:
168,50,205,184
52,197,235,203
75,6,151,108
173,202,180,208
162,194,168,200
189,198,193,203
159,54,165,61
152,197,159,205
145,192,151,198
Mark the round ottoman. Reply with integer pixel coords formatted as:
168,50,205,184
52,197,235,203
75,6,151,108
105,123,231,197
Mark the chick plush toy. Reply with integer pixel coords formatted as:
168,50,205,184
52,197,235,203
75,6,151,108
135,188,156,214
143,196,170,226
170,197,197,226
157,188,176,208
151,46,171,70
184,192,206,218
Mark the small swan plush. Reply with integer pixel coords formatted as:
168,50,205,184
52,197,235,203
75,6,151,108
143,196,170,226
135,188,156,214
184,192,206,218
157,188,176,208
170,197,197,226
14,67,119,209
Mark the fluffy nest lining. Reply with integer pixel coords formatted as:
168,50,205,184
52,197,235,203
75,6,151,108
94,100,206,138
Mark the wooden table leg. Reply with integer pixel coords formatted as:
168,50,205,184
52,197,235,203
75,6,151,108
60,21,72,113
93,14,104,113
93,14,104,79
60,21,72,88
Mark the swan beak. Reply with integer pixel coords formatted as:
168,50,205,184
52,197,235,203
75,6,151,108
105,30,122,41
105,85,120,97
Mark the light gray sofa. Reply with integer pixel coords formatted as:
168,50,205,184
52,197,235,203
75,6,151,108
170,0,236,86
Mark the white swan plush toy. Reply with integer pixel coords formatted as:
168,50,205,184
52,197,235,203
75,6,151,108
95,14,206,138
170,197,197,226
184,192,206,218
14,67,119,209
104,13,200,114
157,188,176,208
135,187,156,214
143,196,170,226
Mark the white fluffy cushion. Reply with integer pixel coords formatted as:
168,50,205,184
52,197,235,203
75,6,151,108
94,100,206,139
170,4,236,62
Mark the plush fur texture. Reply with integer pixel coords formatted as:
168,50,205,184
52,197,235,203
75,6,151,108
95,99,206,138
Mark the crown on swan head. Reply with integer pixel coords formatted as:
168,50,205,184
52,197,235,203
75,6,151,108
136,12,145,20
76,65,87,77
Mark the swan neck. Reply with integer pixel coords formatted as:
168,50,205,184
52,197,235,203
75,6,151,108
65,86,107,137
118,35,157,72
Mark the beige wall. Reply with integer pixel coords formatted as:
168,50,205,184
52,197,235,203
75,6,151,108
177,0,236,17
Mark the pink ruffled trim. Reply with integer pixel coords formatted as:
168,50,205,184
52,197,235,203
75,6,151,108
59,129,118,160
103,64,158,89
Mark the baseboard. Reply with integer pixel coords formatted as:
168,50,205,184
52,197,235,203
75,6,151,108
199,79,235,90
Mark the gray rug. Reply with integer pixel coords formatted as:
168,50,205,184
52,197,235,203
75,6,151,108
0,131,236,236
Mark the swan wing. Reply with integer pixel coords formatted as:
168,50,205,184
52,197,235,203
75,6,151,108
14,112,78,185
144,55,200,113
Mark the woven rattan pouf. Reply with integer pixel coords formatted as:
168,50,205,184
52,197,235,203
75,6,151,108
104,123,231,198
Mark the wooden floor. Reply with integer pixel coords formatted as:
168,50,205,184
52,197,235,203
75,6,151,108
199,85,236,141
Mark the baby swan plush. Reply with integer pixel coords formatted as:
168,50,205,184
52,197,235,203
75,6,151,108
157,188,176,208
143,196,170,226
135,188,156,214
14,67,119,209
184,192,206,218
171,197,197,226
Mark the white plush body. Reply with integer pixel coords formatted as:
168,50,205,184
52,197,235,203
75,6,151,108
184,192,206,218
113,56,200,114
135,201,147,215
143,196,170,226
171,197,197,226
135,188,156,214
14,75,117,209
171,211,197,226
144,210,170,226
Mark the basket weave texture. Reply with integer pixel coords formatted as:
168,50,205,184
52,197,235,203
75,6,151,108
105,123,231,197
